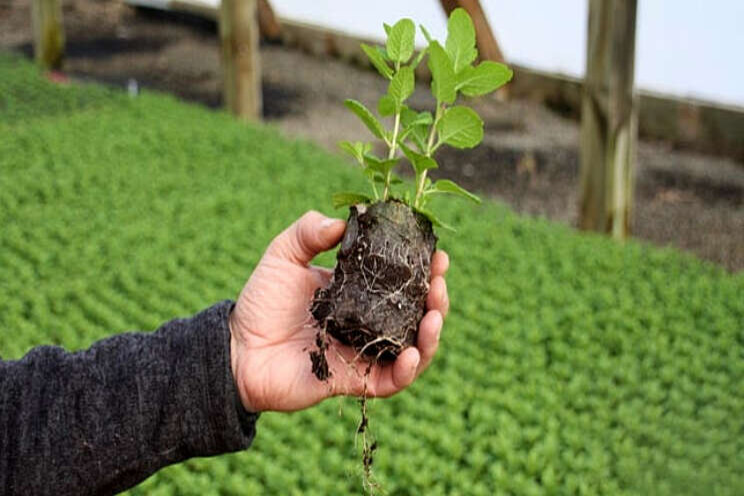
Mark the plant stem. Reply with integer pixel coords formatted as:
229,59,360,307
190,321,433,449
426,105,442,155
383,106,402,201
371,179,380,200
382,61,403,201
415,102,443,207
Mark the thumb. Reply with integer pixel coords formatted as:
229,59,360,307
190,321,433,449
267,211,346,266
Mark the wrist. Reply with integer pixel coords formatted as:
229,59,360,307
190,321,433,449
228,309,257,413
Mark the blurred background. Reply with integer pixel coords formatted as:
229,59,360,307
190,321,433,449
1,1,742,494
3,0,741,270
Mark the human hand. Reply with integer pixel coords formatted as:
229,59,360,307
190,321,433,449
229,211,450,413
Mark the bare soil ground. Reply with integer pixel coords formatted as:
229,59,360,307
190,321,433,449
3,0,743,271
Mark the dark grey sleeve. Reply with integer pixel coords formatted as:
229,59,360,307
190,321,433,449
0,300,259,496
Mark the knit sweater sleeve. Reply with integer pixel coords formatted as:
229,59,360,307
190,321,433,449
0,300,258,496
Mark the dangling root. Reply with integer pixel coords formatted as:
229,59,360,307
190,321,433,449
357,363,380,494
308,329,379,493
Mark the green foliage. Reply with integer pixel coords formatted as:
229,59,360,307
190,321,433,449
360,43,393,80
400,143,437,176
362,155,399,181
445,7,478,73
458,61,514,97
332,192,372,209
427,41,457,104
385,18,416,64
2,52,743,495
436,106,484,149
343,99,386,140
338,8,512,223
337,140,371,165
428,179,481,203
387,66,415,111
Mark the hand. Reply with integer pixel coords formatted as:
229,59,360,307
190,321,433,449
229,211,450,413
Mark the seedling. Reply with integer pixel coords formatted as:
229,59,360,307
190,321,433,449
313,8,512,362
309,9,512,491
332,10,511,229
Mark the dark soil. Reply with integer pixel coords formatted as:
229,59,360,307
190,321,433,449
2,0,743,272
309,333,330,381
311,201,437,364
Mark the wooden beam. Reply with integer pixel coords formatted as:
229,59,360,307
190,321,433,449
257,0,281,41
220,0,262,121
578,0,638,238
168,0,281,40
31,0,65,70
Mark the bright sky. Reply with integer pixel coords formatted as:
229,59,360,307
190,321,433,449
267,0,744,108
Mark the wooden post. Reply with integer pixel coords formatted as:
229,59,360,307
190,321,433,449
220,0,262,121
31,0,65,70
578,0,638,238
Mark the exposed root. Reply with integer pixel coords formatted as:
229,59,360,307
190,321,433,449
358,363,380,494
308,202,437,494
357,335,403,360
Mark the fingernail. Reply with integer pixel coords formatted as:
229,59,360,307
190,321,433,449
412,354,420,371
321,218,341,229
435,326,442,342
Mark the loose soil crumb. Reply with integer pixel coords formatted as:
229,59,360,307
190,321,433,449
309,330,330,381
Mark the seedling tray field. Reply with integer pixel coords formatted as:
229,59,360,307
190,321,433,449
1,53,742,495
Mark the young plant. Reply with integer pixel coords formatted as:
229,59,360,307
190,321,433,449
332,9,513,229
313,7,512,364
311,10,512,492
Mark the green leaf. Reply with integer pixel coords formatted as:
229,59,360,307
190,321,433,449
429,179,481,203
386,19,416,64
363,154,399,175
377,95,396,117
400,109,432,151
337,140,370,164
338,140,358,160
383,23,392,36
400,142,438,175
361,43,393,79
414,206,455,231
412,47,428,70
344,99,387,140
401,108,433,127
388,66,415,109
404,130,427,153
362,167,378,183
458,61,513,96
420,24,434,44
399,106,419,126
332,192,372,209
436,106,483,148
427,41,456,104
338,141,372,164
377,46,391,61
374,173,403,185
446,8,478,73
